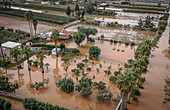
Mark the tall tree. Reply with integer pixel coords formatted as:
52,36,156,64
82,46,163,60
24,11,33,39
22,47,32,70
0,42,5,63
77,26,98,40
51,30,60,57
81,10,85,18
10,48,21,68
75,4,79,11
36,50,46,73
32,19,38,41
84,2,94,14
73,32,85,46
66,6,71,16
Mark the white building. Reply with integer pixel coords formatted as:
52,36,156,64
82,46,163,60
1,41,21,58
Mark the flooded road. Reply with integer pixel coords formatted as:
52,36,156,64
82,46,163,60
128,15,170,110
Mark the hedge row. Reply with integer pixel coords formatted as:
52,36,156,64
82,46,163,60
111,4,166,11
0,9,75,25
31,43,56,50
23,98,67,110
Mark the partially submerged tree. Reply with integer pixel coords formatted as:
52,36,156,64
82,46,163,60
89,46,101,60
75,4,79,11
22,47,32,70
36,50,46,73
55,77,74,93
51,30,60,57
10,48,21,68
73,32,85,46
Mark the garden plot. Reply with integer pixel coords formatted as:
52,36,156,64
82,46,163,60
66,24,156,43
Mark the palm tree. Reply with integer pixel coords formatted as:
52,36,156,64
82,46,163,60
0,42,5,62
24,11,33,39
32,19,38,41
22,47,32,70
10,48,21,68
51,30,60,57
36,50,46,73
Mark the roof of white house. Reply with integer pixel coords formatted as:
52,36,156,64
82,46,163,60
2,41,21,49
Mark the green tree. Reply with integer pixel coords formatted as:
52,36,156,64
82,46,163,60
51,30,60,56
0,42,5,64
76,77,92,97
10,48,21,68
73,32,85,46
36,50,46,73
75,4,79,11
22,47,32,70
32,18,38,41
66,6,71,16
77,26,98,40
24,11,33,38
0,97,11,110
85,2,94,14
56,77,74,93
81,10,85,18
77,62,85,69
89,46,101,60
45,63,50,70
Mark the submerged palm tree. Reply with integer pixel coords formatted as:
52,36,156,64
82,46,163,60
22,47,32,70
24,11,33,38
0,42,5,62
10,48,21,68
36,50,46,73
32,19,38,41
51,30,60,57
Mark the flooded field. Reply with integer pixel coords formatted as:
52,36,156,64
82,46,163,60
0,40,135,110
66,24,156,43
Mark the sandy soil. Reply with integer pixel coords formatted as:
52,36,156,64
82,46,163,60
0,16,56,34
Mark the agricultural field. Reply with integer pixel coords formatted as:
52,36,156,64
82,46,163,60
0,1,170,110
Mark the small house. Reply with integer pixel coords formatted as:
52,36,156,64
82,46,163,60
56,28,71,40
1,41,21,58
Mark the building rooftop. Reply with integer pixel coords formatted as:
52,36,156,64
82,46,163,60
2,41,21,49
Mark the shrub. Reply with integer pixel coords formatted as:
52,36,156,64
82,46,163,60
86,67,91,71
60,42,65,49
96,88,113,101
158,30,163,35
71,69,80,75
56,77,74,93
110,40,113,43
0,76,18,92
22,98,67,110
31,43,56,50
76,77,92,97
0,97,11,110
89,46,101,60
125,42,129,45
130,42,135,46
114,40,117,43
0,26,4,30
77,63,85,69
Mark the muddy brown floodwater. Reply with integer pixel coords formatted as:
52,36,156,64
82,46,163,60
128,15,170,110
0,15,169,110
0,39,135,110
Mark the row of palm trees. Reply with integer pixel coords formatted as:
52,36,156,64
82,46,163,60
24,11,38,40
